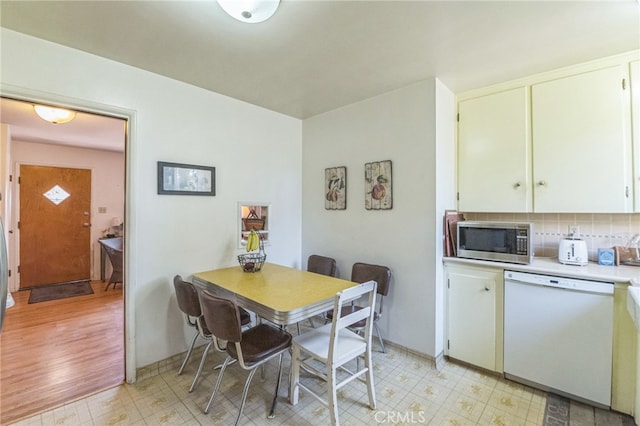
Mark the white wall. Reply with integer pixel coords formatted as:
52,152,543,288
9,140,125,284
302,79,456,357
0,29,303,369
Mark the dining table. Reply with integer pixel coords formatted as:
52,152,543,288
192,262,357,326
192,262,357,419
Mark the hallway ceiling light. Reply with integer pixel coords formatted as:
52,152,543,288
33,105,76,124
216,0,280,23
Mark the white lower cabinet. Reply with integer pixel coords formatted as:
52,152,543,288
612,284,637,415
444,260,636,414
445,263,503,372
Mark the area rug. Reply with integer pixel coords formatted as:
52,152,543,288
28,281,94,304
543,393,569,425
543,393,636,426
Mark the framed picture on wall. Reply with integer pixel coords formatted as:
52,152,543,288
157,161,215,195
325,166,346,210
365,160,392,210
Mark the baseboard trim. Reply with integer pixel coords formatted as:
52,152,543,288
137,340,440,380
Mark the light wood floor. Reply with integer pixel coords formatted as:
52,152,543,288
0,281,124,425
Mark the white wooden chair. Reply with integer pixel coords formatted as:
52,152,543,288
289,280,377,426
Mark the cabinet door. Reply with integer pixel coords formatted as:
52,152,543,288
532,66,631,212
458,88,530,212
631,61,640,211
446,266,500,371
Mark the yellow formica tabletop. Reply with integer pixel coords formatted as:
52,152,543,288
192,262,356,326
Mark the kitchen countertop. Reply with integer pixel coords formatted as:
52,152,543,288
444,256,640,285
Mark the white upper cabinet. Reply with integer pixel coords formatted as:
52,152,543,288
456,51,637,213
458,88,530,212
631,61,640,211
532,65,632,213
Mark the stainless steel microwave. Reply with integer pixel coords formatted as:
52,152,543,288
457,221,533,264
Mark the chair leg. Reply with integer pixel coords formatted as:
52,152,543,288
364,348,377,409
189,340,212,392
204,356,232,414
374,323,386,353
268,353,285,419
235,364,260,426
178,330,200,375
289,345,301,405
327,365,339,426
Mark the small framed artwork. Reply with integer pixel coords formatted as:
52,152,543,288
157,161,215,195
325,166,346,210
365,160,392,210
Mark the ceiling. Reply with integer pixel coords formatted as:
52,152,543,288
0,97,126,152
0,0,639,150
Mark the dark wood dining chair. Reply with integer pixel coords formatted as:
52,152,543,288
199,290,292,425
99,237,123,291
307,254,337,277
326,262,391,352
173,275,251,392
303,254,338,330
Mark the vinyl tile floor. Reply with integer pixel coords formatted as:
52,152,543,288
9,335,554,426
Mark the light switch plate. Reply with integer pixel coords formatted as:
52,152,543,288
98,207,107,213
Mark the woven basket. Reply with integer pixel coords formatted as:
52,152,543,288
242,218,265,231
242,209,265,231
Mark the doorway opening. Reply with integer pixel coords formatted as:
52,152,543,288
0,96,128,423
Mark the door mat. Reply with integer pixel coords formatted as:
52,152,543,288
543,393,569,425
28,281,94,304
543,393,636,426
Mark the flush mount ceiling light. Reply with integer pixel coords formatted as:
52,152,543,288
33,105,76,124
216,0,280,24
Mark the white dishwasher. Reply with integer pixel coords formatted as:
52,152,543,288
503,270,614,408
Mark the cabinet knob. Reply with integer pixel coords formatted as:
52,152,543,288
514,182,521,189
537,181,546,186
484,286,490,292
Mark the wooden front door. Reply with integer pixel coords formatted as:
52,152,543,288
19,165,91,289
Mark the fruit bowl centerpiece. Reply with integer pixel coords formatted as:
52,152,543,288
238,230,266,272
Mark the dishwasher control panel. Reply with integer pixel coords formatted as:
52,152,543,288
504,270,614,295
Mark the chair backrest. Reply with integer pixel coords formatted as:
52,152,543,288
99,236,122,251
199,291,243,344
104,246,123,272
307,254,337,277
351,262,391,296
100,238,123,272
173,275,202,318
328,280,377,361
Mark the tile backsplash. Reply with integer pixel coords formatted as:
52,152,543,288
463,213,640,262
